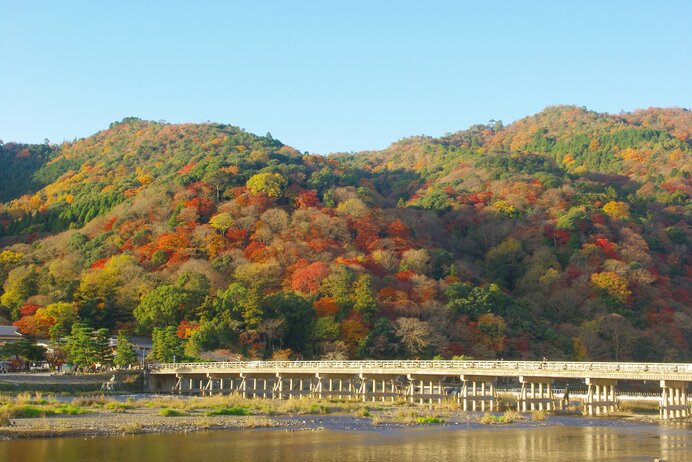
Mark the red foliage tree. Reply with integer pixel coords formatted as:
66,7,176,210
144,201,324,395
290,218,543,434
184,197,214,220
19,303,41,317
313,297,339,317
177,320,200,339
294,190,321,209
291,261,330,294
177,162,198,175
594,237,619,259
14,311,55,338
244,241,268,261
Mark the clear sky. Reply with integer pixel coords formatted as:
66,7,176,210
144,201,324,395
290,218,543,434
1,1,690,154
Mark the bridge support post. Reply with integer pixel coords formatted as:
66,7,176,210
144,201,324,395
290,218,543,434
518,376,555,412
660,380,689,420
174,374,207,395
406,374,448,404
359,374,399,402
239,373,276,398
210,374,239,395
584,378,617,416
313,374,356,399
274,373,315,399
460,375,497,412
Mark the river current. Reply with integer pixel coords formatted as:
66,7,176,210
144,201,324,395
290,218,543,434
1,420,690,462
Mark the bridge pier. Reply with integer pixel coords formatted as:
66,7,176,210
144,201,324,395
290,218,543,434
314,373,359,399
174,374,207,394
460,375,497,412
585,378,617,416
359,374,400,402
406,374,447,404
203,373,242,395
238,373,276,398
274,373,315,399
660,380,689,419
518,376,555,412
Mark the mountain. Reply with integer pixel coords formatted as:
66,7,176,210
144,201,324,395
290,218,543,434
0,106,690,362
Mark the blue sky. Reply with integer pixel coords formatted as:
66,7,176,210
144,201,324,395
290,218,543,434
1,1,690,154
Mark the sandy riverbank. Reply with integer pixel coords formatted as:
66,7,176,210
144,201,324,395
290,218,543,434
0,394,681,440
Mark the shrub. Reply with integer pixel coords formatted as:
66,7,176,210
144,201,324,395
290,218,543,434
480,410,523,424
4,405,54,418
480,413,499,424
417,416,444,424
105,402,135,413
54,404,89,415
531,410,546,421
159,408,186,417
307,404,329,414
206,406,251,416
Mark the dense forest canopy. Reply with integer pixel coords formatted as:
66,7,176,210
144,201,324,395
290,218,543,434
0,106,690,363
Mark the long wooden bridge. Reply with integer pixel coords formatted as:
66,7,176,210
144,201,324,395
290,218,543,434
147,360,692,419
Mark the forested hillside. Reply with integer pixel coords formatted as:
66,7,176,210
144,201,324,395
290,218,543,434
1,106,690,363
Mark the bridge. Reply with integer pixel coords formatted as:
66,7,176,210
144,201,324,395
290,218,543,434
147,360,692,420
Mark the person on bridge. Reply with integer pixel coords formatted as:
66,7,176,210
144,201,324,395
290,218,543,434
562,385,570,409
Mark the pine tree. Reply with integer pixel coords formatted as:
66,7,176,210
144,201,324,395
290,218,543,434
114,331,137,368
93,328,113,367
353,274,378,322
65,323,95,370
151,326,184,363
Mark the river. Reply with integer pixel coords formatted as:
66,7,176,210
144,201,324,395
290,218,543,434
1,420,690,462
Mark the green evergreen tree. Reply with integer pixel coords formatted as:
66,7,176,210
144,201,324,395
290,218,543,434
114,331,138,368
65,323,95,370
93,328,113,367
151,326,185,363
353,274,378,321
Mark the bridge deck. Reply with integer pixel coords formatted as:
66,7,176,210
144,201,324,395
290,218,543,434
151,360,692,382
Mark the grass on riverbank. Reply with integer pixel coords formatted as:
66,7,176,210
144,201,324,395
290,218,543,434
159,408,187,417
479,410,524,425
618,400,659,415
0,403,90,422
139,395,387,417
206,406,252,417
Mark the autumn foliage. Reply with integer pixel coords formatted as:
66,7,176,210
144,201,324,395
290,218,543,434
0,106,690,362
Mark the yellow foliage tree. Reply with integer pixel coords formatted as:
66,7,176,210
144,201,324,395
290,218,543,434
590,271,631,304
209,212,234,234
246,173,287,198
602,201,630,220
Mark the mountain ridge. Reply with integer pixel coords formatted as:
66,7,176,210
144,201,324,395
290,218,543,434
0,105,690,363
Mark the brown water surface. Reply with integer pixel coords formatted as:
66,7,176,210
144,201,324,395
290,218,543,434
0,423,690,462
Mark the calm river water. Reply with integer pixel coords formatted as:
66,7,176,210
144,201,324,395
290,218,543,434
1,421,690,462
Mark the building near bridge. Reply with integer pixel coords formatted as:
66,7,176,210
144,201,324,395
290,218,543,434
0,325,24,346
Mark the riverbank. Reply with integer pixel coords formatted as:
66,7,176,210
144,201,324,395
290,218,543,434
0,393,686,440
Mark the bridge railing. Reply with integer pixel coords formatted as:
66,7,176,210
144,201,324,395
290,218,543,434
151,360,692,375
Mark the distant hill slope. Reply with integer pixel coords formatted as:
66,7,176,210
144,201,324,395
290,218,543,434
0,107,690,362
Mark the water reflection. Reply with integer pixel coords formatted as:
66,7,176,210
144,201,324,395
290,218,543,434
1,423,690,462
